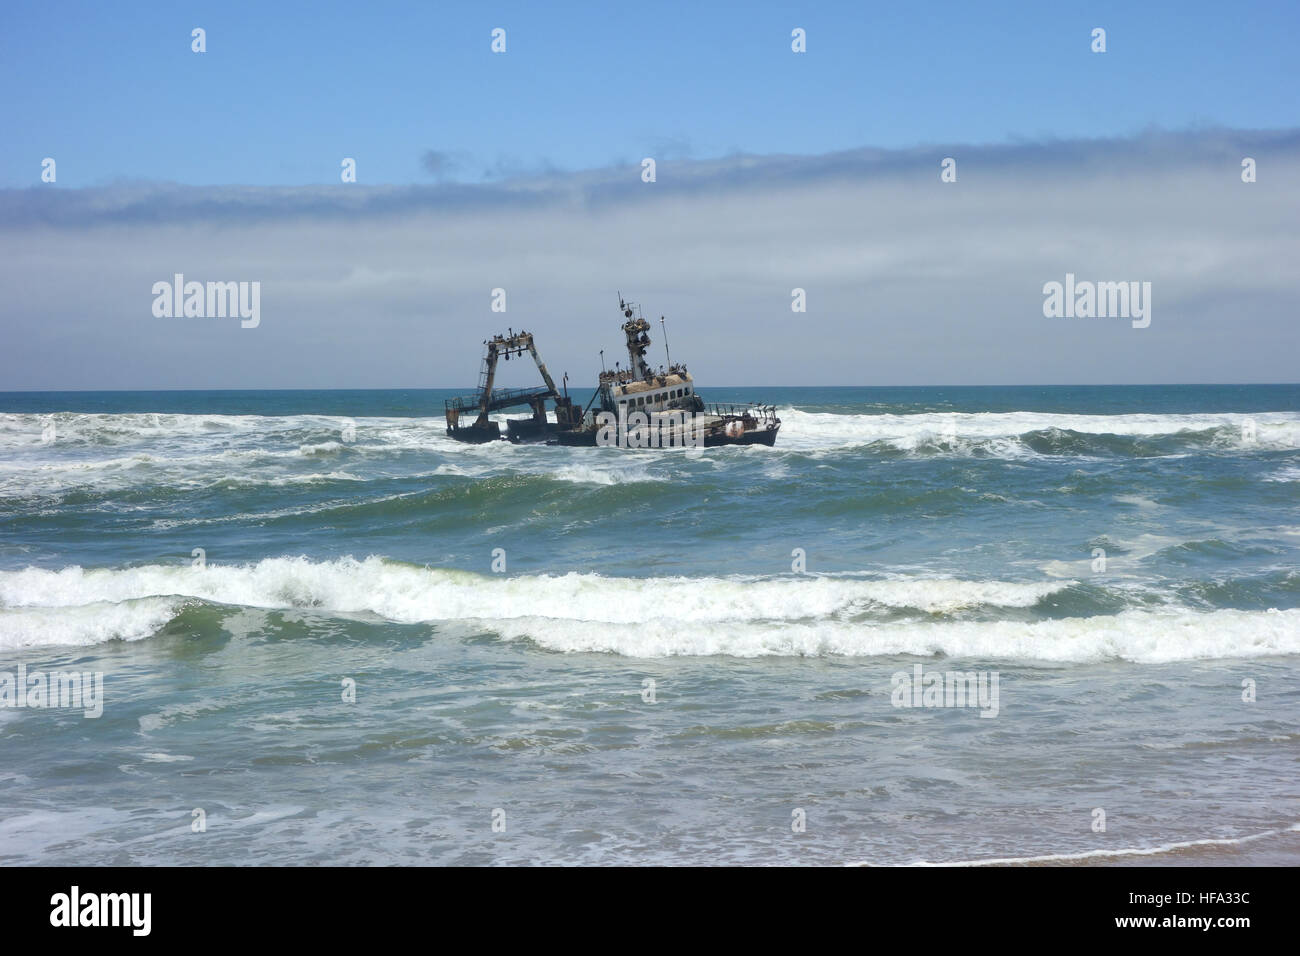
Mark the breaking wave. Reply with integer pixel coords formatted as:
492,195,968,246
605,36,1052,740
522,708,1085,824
2,557,1296,661
776,408,1300,455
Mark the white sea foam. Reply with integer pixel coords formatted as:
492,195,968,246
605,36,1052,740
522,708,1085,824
548,462,665,485
3,407,1296,502
0,597,185,648
0,558,1065,618
494,606,1300,661
0,409,675,497
6,408,1298,456
0,558,1064,648
874,822,1300,867
776,408,1300,454
1,558,1295,661
0,411,283,447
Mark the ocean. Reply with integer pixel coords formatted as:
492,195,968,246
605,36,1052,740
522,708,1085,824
1,384,1297,865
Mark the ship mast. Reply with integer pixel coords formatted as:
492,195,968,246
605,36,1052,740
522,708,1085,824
618,296,652,381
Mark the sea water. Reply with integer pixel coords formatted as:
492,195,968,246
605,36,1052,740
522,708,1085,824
1,385,1297,864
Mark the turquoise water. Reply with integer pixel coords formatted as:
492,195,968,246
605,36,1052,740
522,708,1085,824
1,385,1298,864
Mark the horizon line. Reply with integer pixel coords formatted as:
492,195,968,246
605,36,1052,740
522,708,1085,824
2,382,1298,394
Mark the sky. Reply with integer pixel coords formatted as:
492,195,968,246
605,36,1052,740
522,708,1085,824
1,1,1298,388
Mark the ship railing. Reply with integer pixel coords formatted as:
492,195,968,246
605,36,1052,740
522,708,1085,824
702,402,779,425
599,369,642,386
444,384,554,414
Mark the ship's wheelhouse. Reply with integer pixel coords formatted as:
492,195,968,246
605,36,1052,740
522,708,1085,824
612,380,694,413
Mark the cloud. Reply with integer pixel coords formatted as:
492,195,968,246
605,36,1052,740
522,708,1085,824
1,128,1297,388
420,150,469,182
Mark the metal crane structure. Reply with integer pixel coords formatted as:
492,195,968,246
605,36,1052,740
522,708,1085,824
444,330,580,443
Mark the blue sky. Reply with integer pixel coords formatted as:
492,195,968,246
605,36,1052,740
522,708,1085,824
4,0,1298,187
